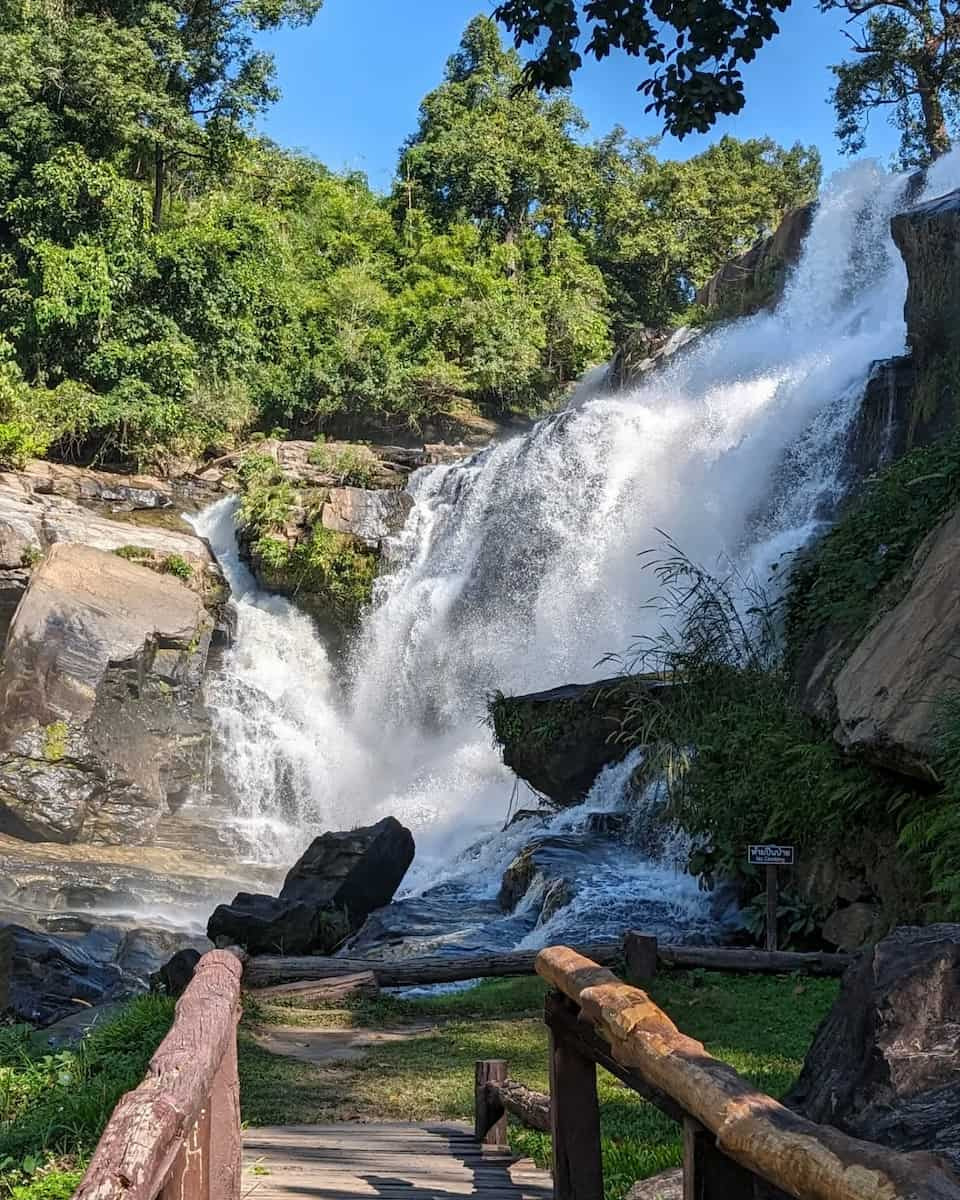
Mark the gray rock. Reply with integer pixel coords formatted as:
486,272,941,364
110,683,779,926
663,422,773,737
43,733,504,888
821,902,883,952
625,1171,682,1200
280,816,415,929
321,487,414,548
787,924,960,1170
0,544,215,844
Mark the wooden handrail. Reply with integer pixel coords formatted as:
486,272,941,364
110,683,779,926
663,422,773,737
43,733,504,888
73,949,244,1200
535,945,960,1200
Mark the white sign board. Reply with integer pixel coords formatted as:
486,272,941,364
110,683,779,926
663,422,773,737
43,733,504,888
748,844,795,867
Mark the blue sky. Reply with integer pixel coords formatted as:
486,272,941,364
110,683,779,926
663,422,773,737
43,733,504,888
254,1,901,192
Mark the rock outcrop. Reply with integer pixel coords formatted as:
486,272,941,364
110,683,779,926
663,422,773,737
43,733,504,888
0,466,226,646
695,203,814,317
891,189,960,446
207,817,416,955
489,677,669,806
0,923,139,1026
787,924,960,1169
0,544,215,844
816,504,960,782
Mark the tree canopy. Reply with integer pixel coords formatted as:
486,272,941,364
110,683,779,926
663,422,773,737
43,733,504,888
493,0,792,136
823,0,960,166
0,11,820,471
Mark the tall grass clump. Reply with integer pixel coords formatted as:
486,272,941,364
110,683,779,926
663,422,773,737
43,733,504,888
612,539,911,889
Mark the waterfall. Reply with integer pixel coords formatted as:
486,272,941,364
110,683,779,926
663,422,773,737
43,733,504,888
194,151,960,950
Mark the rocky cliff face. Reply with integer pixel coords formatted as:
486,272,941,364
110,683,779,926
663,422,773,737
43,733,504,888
0,544,215,845
694,203,815,318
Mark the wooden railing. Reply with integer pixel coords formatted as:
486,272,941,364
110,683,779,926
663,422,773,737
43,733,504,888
476,947,960,1200
73,950,244,1200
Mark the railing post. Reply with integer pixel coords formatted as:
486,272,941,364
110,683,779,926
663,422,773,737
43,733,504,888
159,1101,210,1200
624,932,658,985
207,1009,242,1200
475,1059,508,1146
682,1115,757,1200
549,1023,603,1200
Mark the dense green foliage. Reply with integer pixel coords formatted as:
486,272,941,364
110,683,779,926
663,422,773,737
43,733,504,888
0,996,175,1200
785,428,960,663
0,7,818,471
823,0,960,166
237,453,378,623
611,546,912,902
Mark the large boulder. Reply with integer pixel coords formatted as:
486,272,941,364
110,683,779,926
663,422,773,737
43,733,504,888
207,817,415,955
281,816,415,927
831,504,960,781
787,924,960,1169
0,544,215,844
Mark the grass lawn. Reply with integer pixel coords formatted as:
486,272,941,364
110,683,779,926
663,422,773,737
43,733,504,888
0,969,837,1200
238,971,838,1200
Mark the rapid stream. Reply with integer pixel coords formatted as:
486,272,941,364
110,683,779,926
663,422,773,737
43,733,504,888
194,152,960,954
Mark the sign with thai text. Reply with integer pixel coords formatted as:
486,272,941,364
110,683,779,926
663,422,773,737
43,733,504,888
748,844,795,867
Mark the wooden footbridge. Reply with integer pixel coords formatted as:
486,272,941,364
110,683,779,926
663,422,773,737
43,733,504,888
71,941,960,1200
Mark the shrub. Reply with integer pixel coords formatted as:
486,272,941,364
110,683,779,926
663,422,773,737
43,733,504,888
0,996,174,1200
785,429,960,662
162,554,192,581
308,442,378,488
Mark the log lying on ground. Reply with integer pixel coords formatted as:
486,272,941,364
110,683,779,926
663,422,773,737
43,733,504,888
493,1079,551,1132
242,942,623,989
243,938,851,990
536,946,960,1200
247,971,379,1005
653,942,852,977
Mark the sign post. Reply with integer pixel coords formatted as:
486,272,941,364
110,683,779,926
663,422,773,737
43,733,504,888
747,845,795,952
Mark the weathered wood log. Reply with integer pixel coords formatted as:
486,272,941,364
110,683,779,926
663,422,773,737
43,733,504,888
242,939,850,991
73,949,244,1200
242,942,623,989
653,942,852,977
536,946,960,1200
492,1079,551,1133
247,971,379,1005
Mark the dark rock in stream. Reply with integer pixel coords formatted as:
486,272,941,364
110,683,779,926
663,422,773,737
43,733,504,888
786,924,960,1169
280,816,415,928
0,924,140,1026
207,893,326,956
154,948,203,997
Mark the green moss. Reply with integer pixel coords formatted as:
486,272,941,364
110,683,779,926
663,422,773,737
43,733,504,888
41,722,68,763
785,427,960,665
112,544,150,562
19,546,42,569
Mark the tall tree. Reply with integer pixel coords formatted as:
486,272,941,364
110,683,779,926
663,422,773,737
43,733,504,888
822,0,960,166
397,16,593,244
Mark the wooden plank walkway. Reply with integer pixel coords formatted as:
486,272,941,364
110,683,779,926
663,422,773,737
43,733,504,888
242,1123,554,1200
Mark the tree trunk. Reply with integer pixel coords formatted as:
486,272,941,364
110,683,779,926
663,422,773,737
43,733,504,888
153,144,165,231
918,58,951,161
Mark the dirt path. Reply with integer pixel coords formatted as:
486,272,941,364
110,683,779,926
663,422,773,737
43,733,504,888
249,1021,437,1066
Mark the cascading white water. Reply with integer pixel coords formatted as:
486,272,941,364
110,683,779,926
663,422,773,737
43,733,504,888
194,151,960,950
